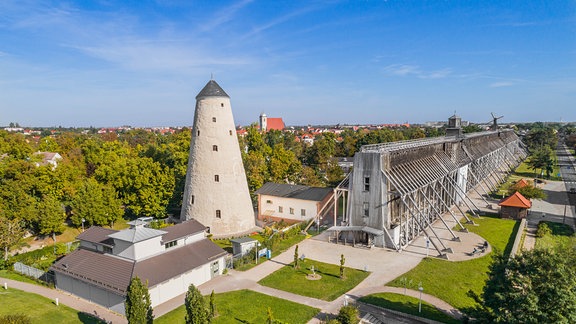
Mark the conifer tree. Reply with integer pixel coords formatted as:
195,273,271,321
340,254,346,279
293,245,299,269
185,284,209,324
125,276,153,324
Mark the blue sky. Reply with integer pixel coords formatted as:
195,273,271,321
1,1,575,127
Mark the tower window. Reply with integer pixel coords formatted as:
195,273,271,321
215,175,219,182
364,177,370,191
229,130,233,136
221,103,224,107
216,210,221,218
212,117,216,122
363,202,369,217
191,195,194,204
213,145,218,151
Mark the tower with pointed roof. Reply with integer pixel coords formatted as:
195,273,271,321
180,80,255,237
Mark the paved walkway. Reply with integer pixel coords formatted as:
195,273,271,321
0,278,126,324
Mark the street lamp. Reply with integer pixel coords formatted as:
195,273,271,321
81,218,85,232
255,242,261,264
418,284,424,313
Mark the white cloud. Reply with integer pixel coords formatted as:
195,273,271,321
489,82,514,88
200,0,255,32
72,41,252,72
382,64,451,79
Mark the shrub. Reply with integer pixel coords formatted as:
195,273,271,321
336,305,359,324
536,223,552,238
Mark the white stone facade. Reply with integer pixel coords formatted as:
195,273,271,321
180,80,255,236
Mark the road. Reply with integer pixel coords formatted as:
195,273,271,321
527,142,576,230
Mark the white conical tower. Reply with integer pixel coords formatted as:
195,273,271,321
180,80,255,237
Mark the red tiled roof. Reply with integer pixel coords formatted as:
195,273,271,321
266,118,285,131
499,191,532,208
514,179,530,188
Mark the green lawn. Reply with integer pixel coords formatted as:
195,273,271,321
0,270,41,285
258,258,370,301
0,287,104,324
535,221,576,250
156,289,319,324
360,292,461,324
387,216,519,312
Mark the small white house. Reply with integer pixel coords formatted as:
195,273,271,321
255,182,334,224
34,152,62,170
51,220,227,315
229,237,258,257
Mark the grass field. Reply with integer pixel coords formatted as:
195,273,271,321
360,292,460,324
0,270,41,284
0,288,104,324
156,289,319,324
258,258,370,301
535,221,576,250
387,215,518,312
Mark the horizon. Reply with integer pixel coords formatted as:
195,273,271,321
2,1,575,127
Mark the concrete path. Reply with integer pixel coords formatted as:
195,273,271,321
0,278,126,324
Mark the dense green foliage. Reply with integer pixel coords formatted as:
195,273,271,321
125,276,154,324
471,246,576,323
185,284,209,324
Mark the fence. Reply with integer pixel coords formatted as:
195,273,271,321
13,262,54,284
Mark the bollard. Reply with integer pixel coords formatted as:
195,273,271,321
55,298,59,306
4,282,7,290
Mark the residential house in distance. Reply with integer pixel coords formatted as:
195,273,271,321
255,182,334,224
34,151,62,169
259,113,285,131
51,219,227,315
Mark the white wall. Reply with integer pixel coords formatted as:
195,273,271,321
148,256,225,307
180,88,255,236
260,195,318,222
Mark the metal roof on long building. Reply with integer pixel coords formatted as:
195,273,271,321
255,182,333,201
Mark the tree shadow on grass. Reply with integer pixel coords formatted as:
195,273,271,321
77,312,107,324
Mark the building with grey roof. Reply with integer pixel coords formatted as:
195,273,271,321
51,219,227,315
255,182,334,225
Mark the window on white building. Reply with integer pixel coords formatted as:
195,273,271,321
289,207,294,215
301,209,306,216
278,206,283,213
364,177,370,191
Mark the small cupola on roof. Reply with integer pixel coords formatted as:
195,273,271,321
196,80,229,99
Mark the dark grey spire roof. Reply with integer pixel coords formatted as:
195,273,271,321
196,80,229,99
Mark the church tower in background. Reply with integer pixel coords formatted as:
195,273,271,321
180,80,255,237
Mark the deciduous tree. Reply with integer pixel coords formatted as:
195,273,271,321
471,248,576,323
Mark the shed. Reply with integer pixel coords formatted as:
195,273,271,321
499,191,532,220
229,237,258,257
